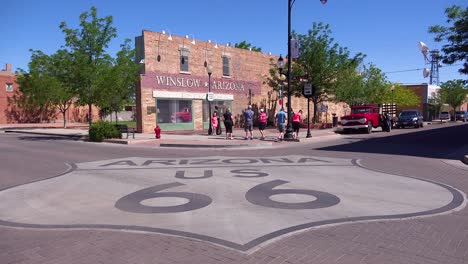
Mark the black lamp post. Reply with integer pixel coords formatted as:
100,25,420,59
278,0,328,141
207,64,213,135
391,85,395,112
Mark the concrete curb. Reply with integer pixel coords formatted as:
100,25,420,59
4,130,86,139
159,142,273,148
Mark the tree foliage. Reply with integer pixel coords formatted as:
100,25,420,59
429,5,468,75
15,6,139,127
59,6,117,125
292,23,365,122
334,64,390,106
234,41,262,52
15,49,75,126
96,39,140,122
440,79,468,111
391,84,420,107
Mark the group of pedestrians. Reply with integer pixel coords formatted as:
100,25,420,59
210,105,303,141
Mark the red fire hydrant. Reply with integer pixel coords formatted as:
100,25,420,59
154,125,161,139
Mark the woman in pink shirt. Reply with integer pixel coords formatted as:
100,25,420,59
258,108,267,139
211,112,218,135
292,110,302,139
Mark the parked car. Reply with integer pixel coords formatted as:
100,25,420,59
395,110,424,128
455,111,468,122
340,105,381,134
439,111,450,120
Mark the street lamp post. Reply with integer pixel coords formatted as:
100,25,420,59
391,85,395,111
207,64,213,135
306,97,312,137
278,0,328,141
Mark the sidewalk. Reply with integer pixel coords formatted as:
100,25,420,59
0,123,340,148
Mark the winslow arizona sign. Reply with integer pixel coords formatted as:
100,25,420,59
141,71,262,95
0,155,464,252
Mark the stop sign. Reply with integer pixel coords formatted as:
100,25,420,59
279,99,283,105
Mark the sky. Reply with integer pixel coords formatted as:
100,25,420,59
1,0,466,85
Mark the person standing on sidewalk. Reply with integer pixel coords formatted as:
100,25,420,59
223,108,234,139
211,112,218,136
243,105,254,140
258,108,267,140
292,109,302,140
275,108,287,142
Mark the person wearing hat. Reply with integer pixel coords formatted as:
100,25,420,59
258,108,267,140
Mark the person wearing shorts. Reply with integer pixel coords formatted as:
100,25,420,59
243,105,254,140
275,108,287,141
292,109,302,139
258,108,267,139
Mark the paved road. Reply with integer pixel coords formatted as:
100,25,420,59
1,122,467,264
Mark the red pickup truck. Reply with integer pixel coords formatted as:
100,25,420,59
171,107,192,123
340,105,382,134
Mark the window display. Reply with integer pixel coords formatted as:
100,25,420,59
157,99,192,123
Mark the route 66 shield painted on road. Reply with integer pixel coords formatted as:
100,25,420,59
0,156,464,251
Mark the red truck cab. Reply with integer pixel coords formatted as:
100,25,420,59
171,107,192,123
340,105,380,134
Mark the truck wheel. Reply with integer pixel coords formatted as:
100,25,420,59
366,121,372,134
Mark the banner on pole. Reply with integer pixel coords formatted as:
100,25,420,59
291,39,299,59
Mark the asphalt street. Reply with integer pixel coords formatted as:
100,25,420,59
1,122,467,264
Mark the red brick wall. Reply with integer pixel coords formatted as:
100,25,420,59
0,64,100,124
0,64,18,124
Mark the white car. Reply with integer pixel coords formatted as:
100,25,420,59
439,111,450,120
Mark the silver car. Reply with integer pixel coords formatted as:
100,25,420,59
455,111,468,122
439,111,450,120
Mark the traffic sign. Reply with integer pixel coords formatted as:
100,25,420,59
303,84,314,97
206,92,215,102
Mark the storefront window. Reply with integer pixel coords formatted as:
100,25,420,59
157,99,192,124
202,101,231,122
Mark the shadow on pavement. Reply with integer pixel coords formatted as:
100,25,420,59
319,124,468,160
18,135,82,142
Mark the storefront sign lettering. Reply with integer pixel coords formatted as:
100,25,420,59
155,74,246,91
143,71,263,94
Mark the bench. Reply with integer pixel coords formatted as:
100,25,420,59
114,124,135,139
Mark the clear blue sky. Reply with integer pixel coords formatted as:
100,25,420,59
1,0,466,85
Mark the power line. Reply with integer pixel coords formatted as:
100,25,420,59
384,64,463,74
385,68,423,74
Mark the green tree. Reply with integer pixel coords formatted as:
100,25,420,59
293,23,365,122
429,5,468,75
59,6,117,126
391,84,420,107
48,49,77,128
440,79,468,114
16,49,77,127
334,64,390,106
234,41,262,52
16,51,60,123
96,39,140,122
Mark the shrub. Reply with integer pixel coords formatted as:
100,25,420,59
88,121,122,142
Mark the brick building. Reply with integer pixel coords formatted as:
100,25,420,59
402,84,440,121
135,30,347,133
0,64,17,124
0,63,99,125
